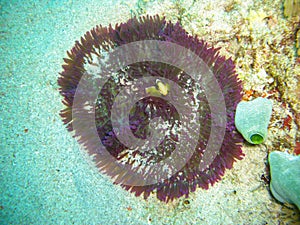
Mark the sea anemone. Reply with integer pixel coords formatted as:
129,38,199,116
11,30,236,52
58,15,244,202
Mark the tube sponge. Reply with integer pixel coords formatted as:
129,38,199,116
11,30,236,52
234,97,272,144
268,151,300,209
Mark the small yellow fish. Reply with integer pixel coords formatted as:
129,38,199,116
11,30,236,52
156,79,170,96
145,79,170,97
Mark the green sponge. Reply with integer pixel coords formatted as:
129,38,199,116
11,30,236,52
269,151,300,209
235,97,272,144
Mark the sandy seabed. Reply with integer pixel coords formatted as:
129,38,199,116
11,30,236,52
0,0,299,224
